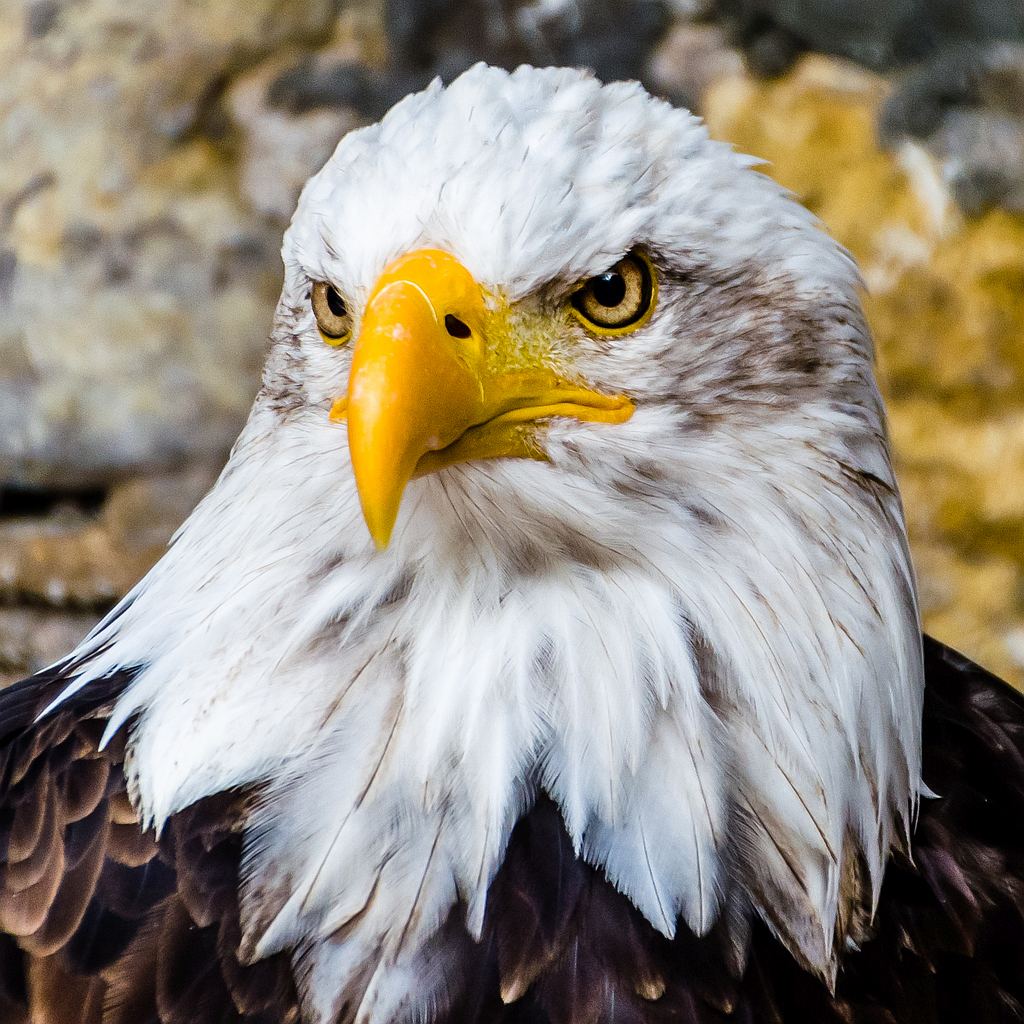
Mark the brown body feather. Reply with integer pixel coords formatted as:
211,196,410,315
0,637,1022,1023
0,668,298,1024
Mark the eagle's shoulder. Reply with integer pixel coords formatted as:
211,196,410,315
819,635,1024,1023
452,636,1024,1024
0,667,298,1024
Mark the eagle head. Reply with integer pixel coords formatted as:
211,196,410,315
60,64,923,1020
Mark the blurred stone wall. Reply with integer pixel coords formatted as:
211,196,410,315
2,0,1023,687
701,55,1024,687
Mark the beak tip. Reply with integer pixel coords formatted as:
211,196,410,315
362,502,398,552
350,438,413,555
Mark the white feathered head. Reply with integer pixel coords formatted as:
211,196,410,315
58,64,923,1020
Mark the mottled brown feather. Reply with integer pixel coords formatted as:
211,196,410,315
0,843,65,937
22,813,109,958
28,954,104,1024
105,825,159,869
107,795,138,828
63,761,110,825
63,802,110,874
7,783,61,893
10,721,71,789
7,771,50,865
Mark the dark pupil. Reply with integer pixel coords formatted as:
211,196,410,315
592,272,626,308
325,285,347,318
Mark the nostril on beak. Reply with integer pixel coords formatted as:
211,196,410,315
445,314,471,338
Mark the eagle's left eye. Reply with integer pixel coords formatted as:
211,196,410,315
312,282,354,345
570,251,657,335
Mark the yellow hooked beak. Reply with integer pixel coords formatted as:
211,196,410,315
332,249,634,549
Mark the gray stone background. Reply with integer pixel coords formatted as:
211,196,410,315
2,0,1024,685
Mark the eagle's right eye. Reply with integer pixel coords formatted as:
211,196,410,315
312,282,353,345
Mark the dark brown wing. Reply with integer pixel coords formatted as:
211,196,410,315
0,667,298,1024
442,635,1024,1024
834,635,1024,1022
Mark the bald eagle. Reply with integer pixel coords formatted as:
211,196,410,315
1,64,1023,1024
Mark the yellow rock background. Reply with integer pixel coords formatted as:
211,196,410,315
705,56,1024,687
